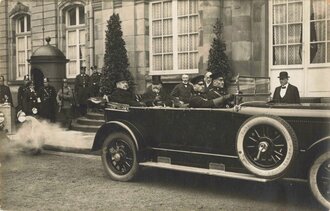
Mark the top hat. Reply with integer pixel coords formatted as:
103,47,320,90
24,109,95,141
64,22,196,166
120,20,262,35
114,73,127,83
278,71,290,79
190,75,205,85
210,72,224,80
43,77,49,83
152,75,162,85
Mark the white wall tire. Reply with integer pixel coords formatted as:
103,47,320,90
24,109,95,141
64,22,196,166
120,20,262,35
309,151,330,209
236,115,298,179
101,132,139,182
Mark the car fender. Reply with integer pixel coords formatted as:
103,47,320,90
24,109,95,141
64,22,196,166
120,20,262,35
91,120,145,152
305,136,330,160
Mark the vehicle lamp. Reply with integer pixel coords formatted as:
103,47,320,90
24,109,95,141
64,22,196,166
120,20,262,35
17,111,26,123
0,112,4,124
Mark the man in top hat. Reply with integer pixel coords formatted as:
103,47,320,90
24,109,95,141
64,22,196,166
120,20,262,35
0,75,13,106
17,75,30,111
75,66,90,115
57,78,74,127
142,76,171,107
189,75,233,108
170,74,193,106
109,73,145,106
39,77,57,122
272,71,300,104
90,65,102,97
206,72,233,108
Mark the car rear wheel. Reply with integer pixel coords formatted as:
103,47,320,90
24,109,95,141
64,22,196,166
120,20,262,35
236,115,298,179
309,151,330,209
101,132,138,181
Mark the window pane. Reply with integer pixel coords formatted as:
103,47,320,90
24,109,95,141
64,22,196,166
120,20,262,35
288,2,302,23
189,15,198,32
163,1,172,18
288,24,302,43
153,55,162,70
328,20,330,40
328,42,330,62
274,0,286,4
152,3,162,19
68,31,76,45
152,20,162,36
79,6,85,24
178,35,189,51
68,61,76,76
312,0,326,20
273,25,287,44
18,51,25,64
189,34,198,51
153,38,162,54
189,52,198,69
19,17,24,33
273,4,286,24
178,0,189,16
18,65,25,78
79,30,85,44
68,8,76,26
163,37,172,53
189,0,198,14
17,37,25,50
79,45,85,60
163,19,172,35
273,46,286,65
27,16,31,32
314,21,326,41
178,53,189,69
27,36,31,49
178,17,189,34
68,46,76,59
164,54,173,70
288,45,302,64
310,43,325,63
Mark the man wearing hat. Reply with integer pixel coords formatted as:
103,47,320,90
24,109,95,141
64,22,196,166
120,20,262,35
206,72,233,108
21,81,41,116
170,74,193,106
17,75,30,111
90,65,102,97
57,78,74,127
0,75,13,106
189,75,233,108
142,76,171,107
75,66,90,115
204,71,213,93
272,71,300,104
109,73,145,106
39,77,57,122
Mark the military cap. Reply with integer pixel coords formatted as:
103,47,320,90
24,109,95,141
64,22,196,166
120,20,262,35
190,75,204,85
152,75,162,85
210,72,224,80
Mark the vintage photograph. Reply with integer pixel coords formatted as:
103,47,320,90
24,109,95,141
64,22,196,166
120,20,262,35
0,0,329,210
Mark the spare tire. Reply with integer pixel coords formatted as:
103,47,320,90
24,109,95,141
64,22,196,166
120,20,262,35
236,115,298,179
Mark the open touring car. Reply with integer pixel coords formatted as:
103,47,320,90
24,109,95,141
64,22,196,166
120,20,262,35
91,76,330,208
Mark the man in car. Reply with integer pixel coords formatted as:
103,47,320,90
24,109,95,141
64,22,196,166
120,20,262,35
109,73,145,107
206,72,233,108
0,75,13,106
204,71,213,93
189,75,233,108
272,71,300,104
142,76,171,107
170,74,193,107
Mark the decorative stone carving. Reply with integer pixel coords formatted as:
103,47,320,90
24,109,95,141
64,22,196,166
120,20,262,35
9,2,29,17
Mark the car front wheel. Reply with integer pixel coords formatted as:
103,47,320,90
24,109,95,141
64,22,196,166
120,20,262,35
309,151,330,209
101,132,138,181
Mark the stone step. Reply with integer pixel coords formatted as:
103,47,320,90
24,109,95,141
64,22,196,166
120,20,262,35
85,112,104,120
70,120,100,133
76,117,105,126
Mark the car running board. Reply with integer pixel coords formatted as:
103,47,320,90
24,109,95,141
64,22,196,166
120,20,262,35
139,162,270,183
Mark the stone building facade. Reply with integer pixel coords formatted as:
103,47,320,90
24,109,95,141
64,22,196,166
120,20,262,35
0,0,328,107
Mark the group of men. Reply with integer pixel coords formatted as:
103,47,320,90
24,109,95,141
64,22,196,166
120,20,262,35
109,70,300,107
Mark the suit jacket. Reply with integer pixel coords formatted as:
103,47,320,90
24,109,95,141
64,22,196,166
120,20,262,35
170,83,193,103
272,84,300,104
189,92,215,108
110,88,143,106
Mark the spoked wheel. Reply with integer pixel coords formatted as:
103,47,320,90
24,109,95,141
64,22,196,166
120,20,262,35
309,151,330,209
101,132,138,181
237,115,298,179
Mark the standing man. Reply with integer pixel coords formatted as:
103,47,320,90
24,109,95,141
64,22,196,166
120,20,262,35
75,66,90,115
17,75,30,111
206,72,233,108
39,77,57,122
204,71,213,93
90,66,102,97
0,76,13,106
189,75,233,108
57,78,74,128
272,71,300,104
170,74,193,106
22,81,41,116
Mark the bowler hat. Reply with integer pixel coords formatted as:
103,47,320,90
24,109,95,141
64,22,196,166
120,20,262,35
190,75,205,85
152,75,162,85
278,71,290,79
114,73,127,83
210,72,224,80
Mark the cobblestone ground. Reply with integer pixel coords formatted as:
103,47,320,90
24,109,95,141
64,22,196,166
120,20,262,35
0,152,325,211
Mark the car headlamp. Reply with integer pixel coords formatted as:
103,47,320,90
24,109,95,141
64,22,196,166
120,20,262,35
32,107,38,114
17,111,26,123
0,112,5,124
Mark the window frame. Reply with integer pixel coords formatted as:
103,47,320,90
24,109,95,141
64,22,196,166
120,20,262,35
149,0,199,76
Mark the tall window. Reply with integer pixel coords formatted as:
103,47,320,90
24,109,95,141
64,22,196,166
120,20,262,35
272,0,303,66
66,5,85,78
150,0,198,75
310,0,330,64
16,15,31,79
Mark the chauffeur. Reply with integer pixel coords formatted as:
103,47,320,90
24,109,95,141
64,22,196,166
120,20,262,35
39,77,57,122
189,75,233,108
272,71,300,104
75,66,90,115
0,75,13,106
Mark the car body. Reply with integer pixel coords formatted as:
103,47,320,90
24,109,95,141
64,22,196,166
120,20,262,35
91,76,330,208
